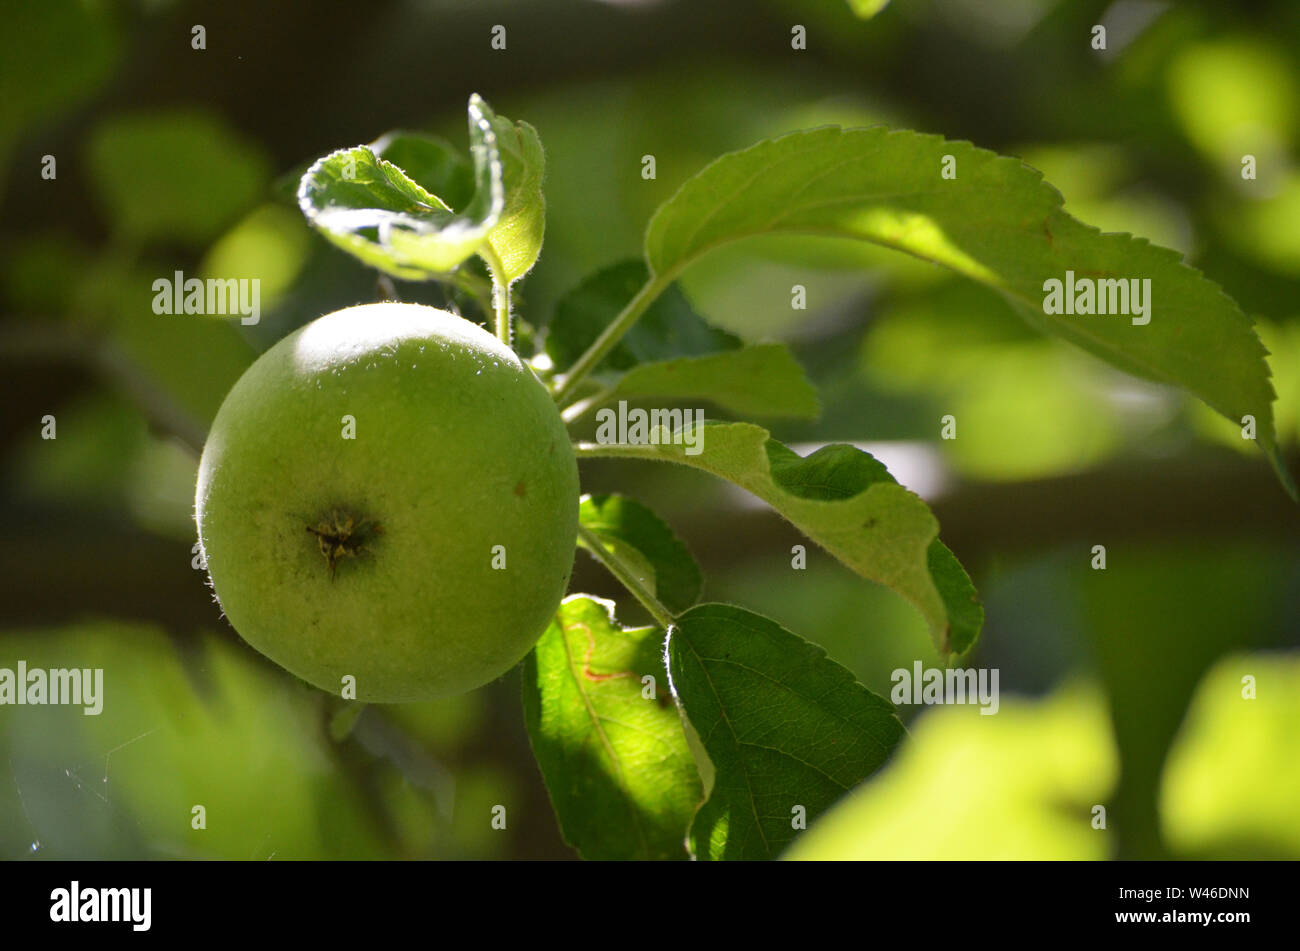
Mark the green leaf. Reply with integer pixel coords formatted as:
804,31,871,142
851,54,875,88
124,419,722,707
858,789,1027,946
484,116,547,282
87,112,270,245
370,130,475,210
667,603,905,860
578,494,703,614
644,126,1294,496
609,343,821,419
847,0,891,18
522,596,702,860
546,259,739,374
926,540,983,656
578,421,981,655
297,95,504,280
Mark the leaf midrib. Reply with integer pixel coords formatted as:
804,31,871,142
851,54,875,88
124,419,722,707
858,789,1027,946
677,632,772,860
557,614,652,858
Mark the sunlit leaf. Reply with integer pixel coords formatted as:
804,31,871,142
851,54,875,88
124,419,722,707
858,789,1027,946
200,204,313,313
1166,38,1295,174
578,421,982,654
846,0,891,19
484,116,547,282
578,494,702,614
644,126,1293,496
1162,652,1300,859
369,130,475,210
522,596,701,860
297,95,503,280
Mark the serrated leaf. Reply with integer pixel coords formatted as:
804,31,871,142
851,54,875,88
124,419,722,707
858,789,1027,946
297,95,503,280
370,130,475,209
610,343,820,419
925,540,982,656
578,494,703,614
546,259,739,374
578,421,982,654
667,603,905,860
765,438,981,655
522,596,702,860
485,116,546,282
644,126,1293,496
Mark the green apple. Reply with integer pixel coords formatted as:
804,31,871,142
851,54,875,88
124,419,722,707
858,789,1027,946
195,302,579,702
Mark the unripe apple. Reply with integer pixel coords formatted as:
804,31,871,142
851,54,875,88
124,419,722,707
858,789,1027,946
195,302,579,702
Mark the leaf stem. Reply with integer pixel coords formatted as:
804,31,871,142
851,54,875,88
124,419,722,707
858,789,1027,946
571,441,659,461
479,246,512,346
551,272,671,405
576,523,676,630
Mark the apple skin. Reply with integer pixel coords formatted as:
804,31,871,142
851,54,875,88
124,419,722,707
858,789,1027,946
195,302,579,702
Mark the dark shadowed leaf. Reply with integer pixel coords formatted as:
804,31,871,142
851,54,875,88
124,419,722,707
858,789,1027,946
667,603,905,860
545,259,739,373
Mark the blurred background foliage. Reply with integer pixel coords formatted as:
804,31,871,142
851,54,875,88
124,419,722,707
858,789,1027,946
1,0,1297,860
